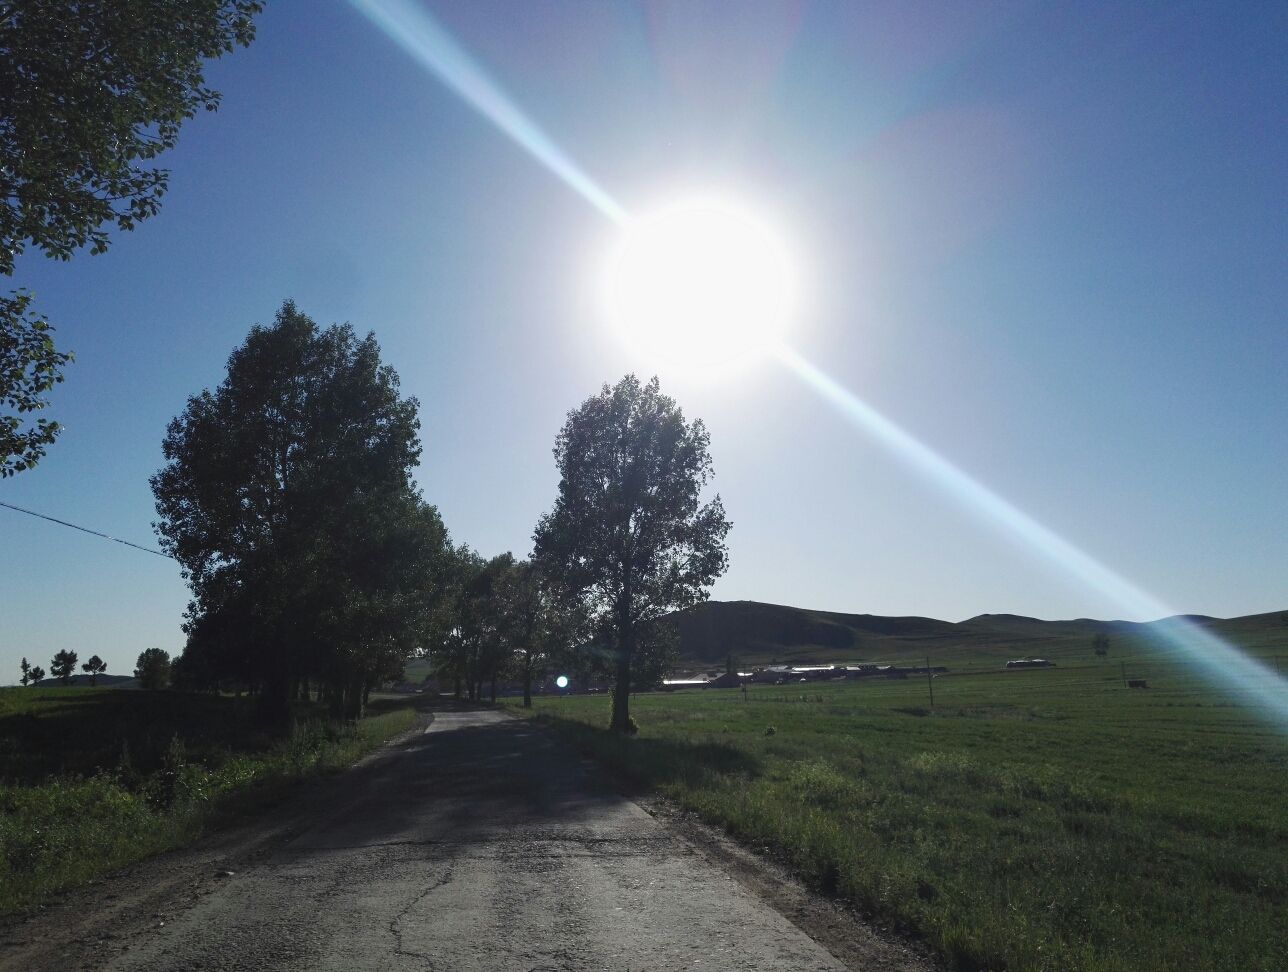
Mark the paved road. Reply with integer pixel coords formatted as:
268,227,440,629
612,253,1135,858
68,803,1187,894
107,708,850,972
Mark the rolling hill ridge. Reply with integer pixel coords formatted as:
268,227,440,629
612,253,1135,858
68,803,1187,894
668,600,1288,667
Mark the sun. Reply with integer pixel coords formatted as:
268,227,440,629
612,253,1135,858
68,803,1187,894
603,197,797,369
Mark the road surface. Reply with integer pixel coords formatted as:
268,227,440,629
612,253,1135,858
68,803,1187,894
93,707,856,971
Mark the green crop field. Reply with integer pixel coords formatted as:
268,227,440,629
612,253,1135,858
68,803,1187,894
507,657,1288,972
0,688,421,916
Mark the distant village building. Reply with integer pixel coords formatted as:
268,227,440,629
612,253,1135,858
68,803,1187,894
1005,658,1055,669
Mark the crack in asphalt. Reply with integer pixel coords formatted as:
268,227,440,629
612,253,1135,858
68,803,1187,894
387,863,456,970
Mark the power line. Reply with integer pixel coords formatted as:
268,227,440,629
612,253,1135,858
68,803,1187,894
0,500,174,560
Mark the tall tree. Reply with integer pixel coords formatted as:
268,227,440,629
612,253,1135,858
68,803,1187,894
0,1,262,474
18,656,30,686
313,489,453,718
134,648,172,691
452,552,514,703
80,654,107,686
433,546,485,700
534,375,731,732
152,301,441,719
497,560,578,708
27,664,44,685
50,649,78,685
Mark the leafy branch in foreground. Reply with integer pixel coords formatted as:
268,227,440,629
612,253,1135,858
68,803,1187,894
0,0,262,274
0,291,72,476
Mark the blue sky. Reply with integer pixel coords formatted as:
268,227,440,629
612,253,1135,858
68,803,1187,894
2,1,1286,681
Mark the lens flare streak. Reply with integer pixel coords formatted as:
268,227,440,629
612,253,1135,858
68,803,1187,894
776,344,1288,725
346,0,627,223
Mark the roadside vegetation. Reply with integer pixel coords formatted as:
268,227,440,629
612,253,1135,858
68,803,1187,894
508,658,1288,972
0,687,419,917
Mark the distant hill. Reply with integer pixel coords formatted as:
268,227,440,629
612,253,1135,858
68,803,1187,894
32,673,137,688
667,600,1288,668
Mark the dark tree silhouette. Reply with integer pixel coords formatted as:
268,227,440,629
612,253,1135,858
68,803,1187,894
497,560,578,708
1093,633,1110,658
152,301,450,720
80,654,107,686
18,656,30,686
50,649,78,685
534,375,731,732
134,648,172,690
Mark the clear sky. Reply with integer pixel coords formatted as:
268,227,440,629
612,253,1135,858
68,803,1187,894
2,1,1286,682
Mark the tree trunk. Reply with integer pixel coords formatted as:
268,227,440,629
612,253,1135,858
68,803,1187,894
453,674,461,699
611,619,633,733
489,676,496,703
345,675,365,721
523,667,532,708
262,671,291,726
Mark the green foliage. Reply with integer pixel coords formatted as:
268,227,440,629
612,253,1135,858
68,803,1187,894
0,687,418,915
0,0,262,274
534,375,731,732
0,291,73,476
151,301,451,718
0,3,261,473
49,649,77,685
134,648,172,691
26,665,43,685
18,658,29,687
510,660,1288,972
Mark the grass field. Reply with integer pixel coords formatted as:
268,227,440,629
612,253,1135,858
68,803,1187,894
507,656,1288,972
0,688,421,916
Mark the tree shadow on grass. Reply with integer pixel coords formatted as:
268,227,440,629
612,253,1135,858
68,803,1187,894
528,711,763,793
0,689,343,784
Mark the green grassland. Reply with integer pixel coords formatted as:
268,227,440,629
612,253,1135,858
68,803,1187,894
0,688,420,916
507,654,1288,972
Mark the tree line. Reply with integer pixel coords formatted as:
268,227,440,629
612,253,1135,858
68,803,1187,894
145,303,730,731
17,647,170,689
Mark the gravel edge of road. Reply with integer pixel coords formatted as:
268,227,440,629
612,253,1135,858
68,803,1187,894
636,796,942,972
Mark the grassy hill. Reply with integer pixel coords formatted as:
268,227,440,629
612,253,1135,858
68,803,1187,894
670,599,1288,668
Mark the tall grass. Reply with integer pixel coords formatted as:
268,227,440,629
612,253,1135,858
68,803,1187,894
508,660,1288,972
0,691,419,916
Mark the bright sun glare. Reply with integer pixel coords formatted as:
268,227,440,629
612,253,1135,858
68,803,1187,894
604,198,797,369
